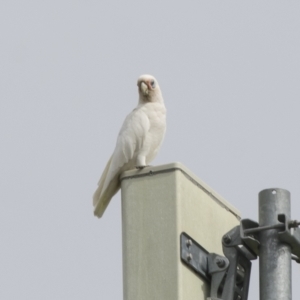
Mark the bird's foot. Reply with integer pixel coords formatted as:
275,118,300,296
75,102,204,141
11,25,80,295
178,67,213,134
136,165,149,170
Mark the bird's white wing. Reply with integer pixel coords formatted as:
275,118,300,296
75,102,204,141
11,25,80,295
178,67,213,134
93,108,150,217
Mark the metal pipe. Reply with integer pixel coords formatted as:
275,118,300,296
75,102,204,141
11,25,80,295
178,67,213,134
259,188,292,300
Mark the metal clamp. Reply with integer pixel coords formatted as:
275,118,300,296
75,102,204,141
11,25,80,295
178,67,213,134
278,214,300,263
239,215,300,263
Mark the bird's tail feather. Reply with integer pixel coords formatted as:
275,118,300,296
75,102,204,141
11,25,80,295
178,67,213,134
93,156,113,206
93,173,120,218
93,155,121,218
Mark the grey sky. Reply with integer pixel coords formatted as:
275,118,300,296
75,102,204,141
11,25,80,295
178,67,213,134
1,1,300,299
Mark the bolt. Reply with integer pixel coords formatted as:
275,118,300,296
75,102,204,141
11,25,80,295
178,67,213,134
223,234,232,244
186,239,193,248
289,220,300,228
186,253,193,262
215,257,226,268
292,255,300,263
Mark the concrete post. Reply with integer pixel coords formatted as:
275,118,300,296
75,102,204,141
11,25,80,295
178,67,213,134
121,162,240,300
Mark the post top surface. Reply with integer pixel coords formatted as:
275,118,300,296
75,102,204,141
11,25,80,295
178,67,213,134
121,162,240,219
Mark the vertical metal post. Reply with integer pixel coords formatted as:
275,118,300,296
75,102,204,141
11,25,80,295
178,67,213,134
259,188,292,300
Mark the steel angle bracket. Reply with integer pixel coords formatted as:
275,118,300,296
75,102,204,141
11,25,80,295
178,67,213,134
278,214,300,262
240,219,260,257
181,232,210,281
180,232,229,300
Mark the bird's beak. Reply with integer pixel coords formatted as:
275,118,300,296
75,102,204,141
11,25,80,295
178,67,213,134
140,82,149,95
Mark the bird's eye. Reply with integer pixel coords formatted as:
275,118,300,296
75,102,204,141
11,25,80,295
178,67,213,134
150,80,156,88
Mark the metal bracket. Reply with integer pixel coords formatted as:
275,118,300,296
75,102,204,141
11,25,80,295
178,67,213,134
180,232,210,281
278,214,300,262
180,233,229,300
181,220,258,300
180,213,300,299
238,215,300,263
208,253,229,300
221,224,256,300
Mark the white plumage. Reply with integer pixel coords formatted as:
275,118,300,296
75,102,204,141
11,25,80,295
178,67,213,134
93,75,166,218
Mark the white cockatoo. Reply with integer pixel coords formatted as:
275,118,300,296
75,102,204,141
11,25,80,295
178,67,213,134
93,74,166,218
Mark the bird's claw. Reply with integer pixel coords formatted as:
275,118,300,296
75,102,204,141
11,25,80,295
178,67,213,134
136,165,149,170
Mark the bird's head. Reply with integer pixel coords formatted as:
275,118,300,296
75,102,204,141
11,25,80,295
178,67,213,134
137,74,163,103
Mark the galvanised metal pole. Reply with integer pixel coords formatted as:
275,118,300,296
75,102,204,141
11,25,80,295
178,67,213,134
259,188,292,300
